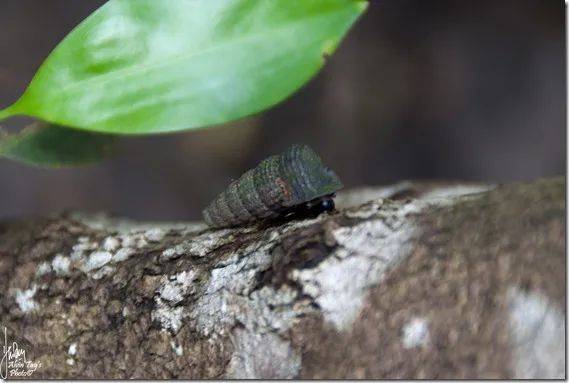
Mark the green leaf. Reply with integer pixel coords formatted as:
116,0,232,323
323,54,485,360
0,0,367,135
0,123,116,167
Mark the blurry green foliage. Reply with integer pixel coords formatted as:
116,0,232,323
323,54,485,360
0,0,366,166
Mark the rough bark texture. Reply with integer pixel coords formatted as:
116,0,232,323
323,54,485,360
0,177,565,379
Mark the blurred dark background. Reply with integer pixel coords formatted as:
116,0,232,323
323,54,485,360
0,0,565,221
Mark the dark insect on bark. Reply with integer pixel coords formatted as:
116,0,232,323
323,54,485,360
203,144,343,228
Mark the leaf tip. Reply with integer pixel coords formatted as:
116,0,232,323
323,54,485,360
355,0,369,13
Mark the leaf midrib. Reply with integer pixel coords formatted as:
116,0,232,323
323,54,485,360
50,6,359,96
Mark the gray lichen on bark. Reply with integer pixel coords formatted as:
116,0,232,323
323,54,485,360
0,177,564,379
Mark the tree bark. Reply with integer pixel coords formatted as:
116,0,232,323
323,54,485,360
0,177,565,379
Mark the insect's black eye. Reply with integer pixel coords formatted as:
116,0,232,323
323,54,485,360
320,198,335,212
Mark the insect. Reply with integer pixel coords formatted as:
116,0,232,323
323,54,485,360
203,144,343,228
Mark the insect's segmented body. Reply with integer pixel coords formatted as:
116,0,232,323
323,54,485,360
203,144,343,228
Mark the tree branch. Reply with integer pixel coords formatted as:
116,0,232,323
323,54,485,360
0,177,564,379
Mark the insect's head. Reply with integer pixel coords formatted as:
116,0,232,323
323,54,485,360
319,195,336,212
